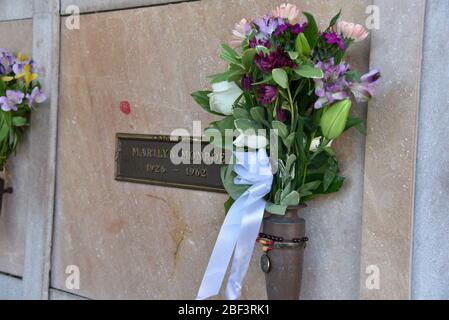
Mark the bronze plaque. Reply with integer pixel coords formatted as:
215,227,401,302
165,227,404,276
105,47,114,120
115,133,225,193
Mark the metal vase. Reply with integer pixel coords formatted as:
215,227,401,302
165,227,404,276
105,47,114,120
262,206,306,300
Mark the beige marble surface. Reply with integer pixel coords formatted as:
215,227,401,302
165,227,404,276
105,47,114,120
53,0,370,299
0,19,33,277
360,0,426,300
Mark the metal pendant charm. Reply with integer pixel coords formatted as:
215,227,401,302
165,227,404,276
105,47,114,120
260,254,271,274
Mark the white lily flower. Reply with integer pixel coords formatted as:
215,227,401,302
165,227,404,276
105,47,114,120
310,137,333,152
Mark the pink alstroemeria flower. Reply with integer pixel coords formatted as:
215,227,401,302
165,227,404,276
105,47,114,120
272,3,300,24
336,21,369,42
230,18,251,48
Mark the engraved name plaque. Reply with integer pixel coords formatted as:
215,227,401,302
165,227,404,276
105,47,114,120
115,133,225,193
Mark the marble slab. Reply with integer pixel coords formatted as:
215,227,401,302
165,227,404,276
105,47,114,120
53,0,371,299
360,0,426,300
0,19,33,277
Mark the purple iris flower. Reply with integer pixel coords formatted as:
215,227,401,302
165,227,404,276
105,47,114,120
0,90,25,112
26,87,47,108
254,48,296,73
323,32,345,50
314,58,351,109
240,75,253,92
350,69,381,102
256,85,277,105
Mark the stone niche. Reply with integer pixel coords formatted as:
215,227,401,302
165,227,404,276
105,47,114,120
53,0,370,299
0,19,33,277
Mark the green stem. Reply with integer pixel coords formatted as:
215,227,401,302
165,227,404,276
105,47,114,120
286,86,296,131
302,131,316,186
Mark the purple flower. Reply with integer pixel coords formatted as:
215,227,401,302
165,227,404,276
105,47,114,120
256,85,277,105
12,62,24,75
350,69,381,102
252,15,283,37
0,48,14,75
254,48,296,73
273,24,289,37
276,106,287,122
323,32,345,50
240,75,253,92
314,58,351,109
290,23,306,35
249,37,272,49
0,90,25,112
25,86,46,108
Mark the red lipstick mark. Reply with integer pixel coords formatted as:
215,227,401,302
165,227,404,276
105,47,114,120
120,101,131,115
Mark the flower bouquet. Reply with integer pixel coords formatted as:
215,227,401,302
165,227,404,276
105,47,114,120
192,4,380,300
0,49,46,170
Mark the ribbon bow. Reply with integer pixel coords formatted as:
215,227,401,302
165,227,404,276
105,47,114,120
197,149,273,300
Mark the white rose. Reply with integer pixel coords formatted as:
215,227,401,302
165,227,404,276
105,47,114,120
208,81,243,115
234,131,268,150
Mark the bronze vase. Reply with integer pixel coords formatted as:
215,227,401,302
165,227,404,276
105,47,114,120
261,206,307,300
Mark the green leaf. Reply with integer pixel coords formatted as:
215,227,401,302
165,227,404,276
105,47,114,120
345,71,362,82
234,118,259,131
272,121,289,139
221,165,250,200
325,175,345,193
265,202,288,216
281,191,300,206
12,117,27,127
286,154,297,172
272,68,289,89
300,181,322,192
191,91,226,116
242,48,256,70
284,133,296,150
220,43,241,65
287,51,299,60
345,117,366,135
205,116,236,150
0,122,9,142
323,158,338,191
303,12,319,48
329,10,342,29
295,33,311,57
207,70,232,84
233,108,250,120
224,197,235,214
294,64,324,79
250,107,267,125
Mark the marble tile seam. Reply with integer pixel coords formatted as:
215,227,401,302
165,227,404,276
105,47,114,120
59,0,199,16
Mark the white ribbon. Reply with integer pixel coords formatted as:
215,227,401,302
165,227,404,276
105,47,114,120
197,149,273,300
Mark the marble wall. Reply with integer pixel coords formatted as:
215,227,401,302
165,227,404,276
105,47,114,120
53,0,371,299
412,0,449,300
0,19,33,277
